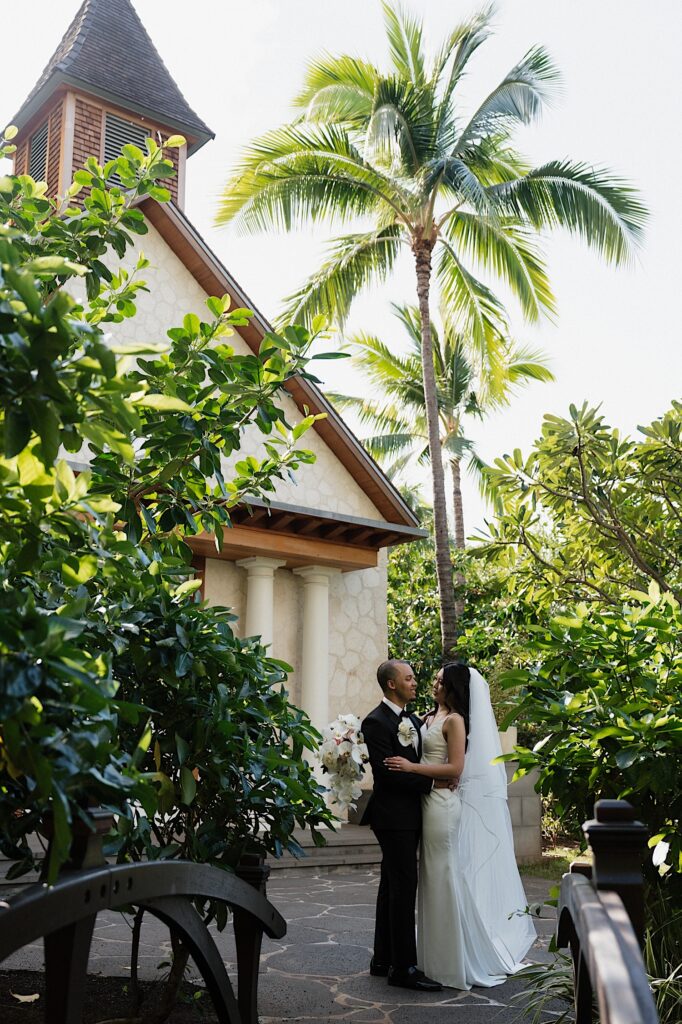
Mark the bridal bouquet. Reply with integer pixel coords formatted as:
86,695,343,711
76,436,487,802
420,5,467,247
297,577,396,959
317,713,369,811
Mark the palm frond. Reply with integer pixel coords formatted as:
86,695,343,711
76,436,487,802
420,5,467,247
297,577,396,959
325,391,416,439
466,450,504,510
216,123,403,231
442,433,475,458
382,1,426,86
432,5,495,127
435,238,509,360
479,341,554,409
386,451,419,480
443,339,475,410
487,159,647,264
455,46,559,152
363,431,421,461
345,330,419,384
395,479,433,523
444,211,556,321
504,344,555,386
458,137,531,187
276,225,403,328
366,77,437,174
389,303,441,358
428,156,493,216
294,54,379,123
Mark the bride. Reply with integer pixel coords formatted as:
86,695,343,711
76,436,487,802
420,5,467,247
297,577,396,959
384,661,536,989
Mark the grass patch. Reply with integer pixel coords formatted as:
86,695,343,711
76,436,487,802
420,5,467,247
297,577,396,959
521,844,588,880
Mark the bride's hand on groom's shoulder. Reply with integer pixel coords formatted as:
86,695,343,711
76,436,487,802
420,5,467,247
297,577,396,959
384,756,413,773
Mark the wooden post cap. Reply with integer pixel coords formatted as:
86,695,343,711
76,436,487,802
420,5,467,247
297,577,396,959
594,799,636,823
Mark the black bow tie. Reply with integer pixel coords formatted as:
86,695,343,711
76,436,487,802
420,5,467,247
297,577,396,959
399,709,411,720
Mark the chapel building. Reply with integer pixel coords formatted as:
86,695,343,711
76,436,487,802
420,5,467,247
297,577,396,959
9,0,425,734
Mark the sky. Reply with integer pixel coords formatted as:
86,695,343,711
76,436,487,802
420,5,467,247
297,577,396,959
4,0,681,535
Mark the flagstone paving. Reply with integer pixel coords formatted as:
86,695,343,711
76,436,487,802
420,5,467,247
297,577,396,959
2,871,558,1022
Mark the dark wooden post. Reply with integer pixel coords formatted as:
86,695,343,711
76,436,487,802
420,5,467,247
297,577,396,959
583,799,648,945
43,809,114,1023
233,854,271,1024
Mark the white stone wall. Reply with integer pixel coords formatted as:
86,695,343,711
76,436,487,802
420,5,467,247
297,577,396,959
202,559,246,635
112,223,382,520
328,549,388,722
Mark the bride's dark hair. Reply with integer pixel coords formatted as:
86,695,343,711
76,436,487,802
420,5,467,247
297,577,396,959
436,661,471,742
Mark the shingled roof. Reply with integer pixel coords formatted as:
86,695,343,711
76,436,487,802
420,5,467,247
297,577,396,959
12,0,213,153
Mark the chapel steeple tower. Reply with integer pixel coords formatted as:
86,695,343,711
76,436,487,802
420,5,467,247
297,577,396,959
10,0,213,208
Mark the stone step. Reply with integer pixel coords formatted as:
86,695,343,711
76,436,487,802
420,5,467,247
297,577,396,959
267,824,381,874
0,825,380,889
268,851,381,876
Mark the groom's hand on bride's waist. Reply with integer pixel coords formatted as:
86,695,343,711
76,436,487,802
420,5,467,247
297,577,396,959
433,779,458,790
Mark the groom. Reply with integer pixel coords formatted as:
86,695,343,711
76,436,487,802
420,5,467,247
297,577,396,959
360,659,442,992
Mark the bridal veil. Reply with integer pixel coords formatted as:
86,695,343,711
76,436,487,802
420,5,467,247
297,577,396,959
456,667,536,969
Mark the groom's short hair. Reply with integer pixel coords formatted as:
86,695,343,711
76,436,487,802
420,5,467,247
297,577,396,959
377,659,407,692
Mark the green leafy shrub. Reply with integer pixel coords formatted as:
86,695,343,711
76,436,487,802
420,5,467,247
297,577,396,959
0,125,333,884
387,541,543,728
499,589,681,883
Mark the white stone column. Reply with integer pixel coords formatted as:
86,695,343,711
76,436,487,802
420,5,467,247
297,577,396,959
236,557,286,648
293,566,341,729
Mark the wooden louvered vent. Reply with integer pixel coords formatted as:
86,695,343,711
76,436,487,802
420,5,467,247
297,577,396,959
28,122,49,180
104,113,150,181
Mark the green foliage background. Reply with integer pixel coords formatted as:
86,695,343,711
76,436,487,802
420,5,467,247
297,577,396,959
0,128,334,885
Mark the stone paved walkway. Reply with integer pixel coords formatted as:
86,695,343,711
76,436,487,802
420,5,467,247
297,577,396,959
2,871,557,1022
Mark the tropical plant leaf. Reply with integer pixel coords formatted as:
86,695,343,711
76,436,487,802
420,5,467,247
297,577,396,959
295,55,379,123
455,45,560,152
436,239,508,359
444,211,556,321
487,159,647,264
277,226,403,327
382,0,426,86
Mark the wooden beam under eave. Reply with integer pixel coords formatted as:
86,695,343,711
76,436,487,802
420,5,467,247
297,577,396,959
187,524,377,572
349,527,377,545
294,517,326,537
239,507,269,526
319,522,351,541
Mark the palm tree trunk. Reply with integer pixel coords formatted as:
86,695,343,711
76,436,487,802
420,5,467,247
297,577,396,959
451,458,465,549
413,239,458,658
451,458,466,619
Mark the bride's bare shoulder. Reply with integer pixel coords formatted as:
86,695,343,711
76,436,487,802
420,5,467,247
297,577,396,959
442,712,465,732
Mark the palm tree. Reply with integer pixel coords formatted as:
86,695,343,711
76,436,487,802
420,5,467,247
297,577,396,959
330,303,553,550
217,2,646,657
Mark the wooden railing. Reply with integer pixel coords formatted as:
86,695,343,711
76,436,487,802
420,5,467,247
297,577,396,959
0,815,285,1024
557,799,659,1023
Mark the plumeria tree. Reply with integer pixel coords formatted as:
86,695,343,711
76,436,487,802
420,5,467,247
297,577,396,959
217,1,646,656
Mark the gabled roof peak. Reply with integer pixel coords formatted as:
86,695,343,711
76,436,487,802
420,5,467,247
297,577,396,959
12,0,213,153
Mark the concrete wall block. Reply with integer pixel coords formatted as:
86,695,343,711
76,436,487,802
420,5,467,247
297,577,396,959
508,796,522,827
522,795,542,826
513,825,543,863
505,763,542,863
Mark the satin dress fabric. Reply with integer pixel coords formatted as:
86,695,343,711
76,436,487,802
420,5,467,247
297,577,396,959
416,718,534,989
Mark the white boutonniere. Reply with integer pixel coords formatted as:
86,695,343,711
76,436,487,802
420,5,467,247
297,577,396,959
397,718,417,747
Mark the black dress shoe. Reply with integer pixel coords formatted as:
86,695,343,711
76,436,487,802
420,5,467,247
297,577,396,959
369,957,390,976
388,965,442,991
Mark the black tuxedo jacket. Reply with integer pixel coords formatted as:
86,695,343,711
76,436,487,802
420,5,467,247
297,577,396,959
360,702,432,830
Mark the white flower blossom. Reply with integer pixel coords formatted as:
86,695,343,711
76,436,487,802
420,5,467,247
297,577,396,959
398,719,417,747
652,839,671,875
315,713,369,811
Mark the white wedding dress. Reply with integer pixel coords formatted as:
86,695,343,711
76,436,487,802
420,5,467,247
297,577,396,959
417,669,536,989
